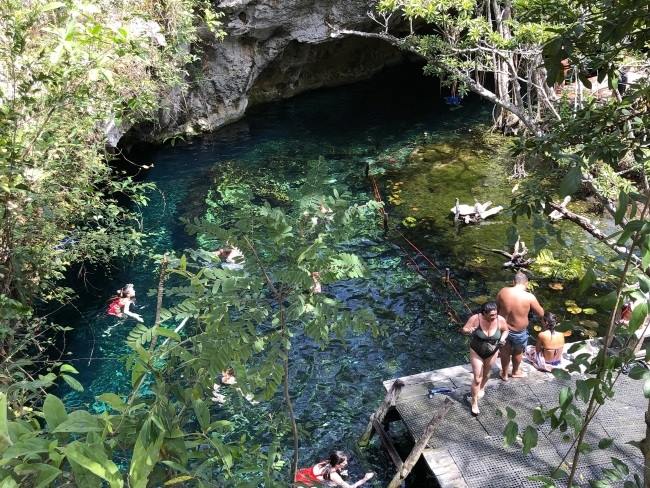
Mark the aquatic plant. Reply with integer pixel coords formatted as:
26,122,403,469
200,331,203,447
531,250,587,281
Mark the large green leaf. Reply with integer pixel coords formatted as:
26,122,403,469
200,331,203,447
192,399,210,432
2,437,50,459
629,302,648,334
64,442,123,488
53,411,102,433
68,459,102,488
96,394,127,413
0,395,10,454
128,419,165,488
577,268,597,296
559,386,573,407
43,395,68,430
0,476,18,488
551,368,570,381
614,191,628,225
559,165,582,197
14,463,61,488
61,374,84,392
628,365,650,381
503,420,518,447
598,438,614,449
522,426,538,454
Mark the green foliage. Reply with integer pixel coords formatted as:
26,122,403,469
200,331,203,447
0,173,382,485
506,4,650,486
0,0,234,486
531,249,587,280
0,0,226,396
0,0,226,311
377,0,570,132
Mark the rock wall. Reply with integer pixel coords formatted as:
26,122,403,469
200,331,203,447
147,0,405,139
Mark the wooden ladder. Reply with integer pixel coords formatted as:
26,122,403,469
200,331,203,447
359,380,453,488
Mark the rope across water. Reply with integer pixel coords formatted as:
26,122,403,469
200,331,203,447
367,172,475,325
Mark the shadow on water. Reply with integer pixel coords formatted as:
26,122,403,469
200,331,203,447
57,62,612,486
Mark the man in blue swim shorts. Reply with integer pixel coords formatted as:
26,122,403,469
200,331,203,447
497,272,544,380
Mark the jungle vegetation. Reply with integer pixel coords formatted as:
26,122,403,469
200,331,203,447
0,0,649,486
336,0,649,486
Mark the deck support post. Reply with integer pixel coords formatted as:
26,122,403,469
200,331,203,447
386,397,453,488
358,379,404,447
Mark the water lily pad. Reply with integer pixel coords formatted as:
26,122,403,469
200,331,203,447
566,304,583,314
565,300,577,306
401,216,417,228
582,308,597,315
549,283,564,290
580,320,599,329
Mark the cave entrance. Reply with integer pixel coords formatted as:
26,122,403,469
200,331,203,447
248,36,429,106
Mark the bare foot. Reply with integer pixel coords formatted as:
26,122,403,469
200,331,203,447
471,403,480,416
499,372,508,381
511,370,527,378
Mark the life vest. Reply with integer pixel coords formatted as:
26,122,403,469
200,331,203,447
107,298,123,317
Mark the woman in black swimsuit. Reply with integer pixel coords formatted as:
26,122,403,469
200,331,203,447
461,302,509,416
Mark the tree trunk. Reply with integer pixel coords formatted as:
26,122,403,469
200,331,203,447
281,303,300,481
644,399,650,487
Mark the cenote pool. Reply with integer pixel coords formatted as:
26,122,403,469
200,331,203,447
60,64,614,486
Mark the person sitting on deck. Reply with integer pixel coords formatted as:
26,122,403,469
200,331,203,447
295,451,374,488
497,271,544,380
525,312,564,372
214,245,245,271
460,302,509,416
106,284,143,323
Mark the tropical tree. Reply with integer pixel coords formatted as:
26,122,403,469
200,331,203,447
332,0,577,135
502,0,650,486
0,173,381,485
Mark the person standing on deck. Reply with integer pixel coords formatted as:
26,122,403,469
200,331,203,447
497,272,544,380
460,302,509,416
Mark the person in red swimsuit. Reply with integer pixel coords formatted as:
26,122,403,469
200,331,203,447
294,451,374,487
106,283,143,322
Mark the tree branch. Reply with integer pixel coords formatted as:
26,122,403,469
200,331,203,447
330,27,543,136
548,201,641,265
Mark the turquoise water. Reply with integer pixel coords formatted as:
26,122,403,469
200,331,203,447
59,64,611,485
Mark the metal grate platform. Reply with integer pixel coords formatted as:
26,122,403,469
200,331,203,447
384,362,645,488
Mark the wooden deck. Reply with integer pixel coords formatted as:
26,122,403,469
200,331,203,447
381,361,646,487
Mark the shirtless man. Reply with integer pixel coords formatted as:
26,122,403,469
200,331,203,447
497,271,544,380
